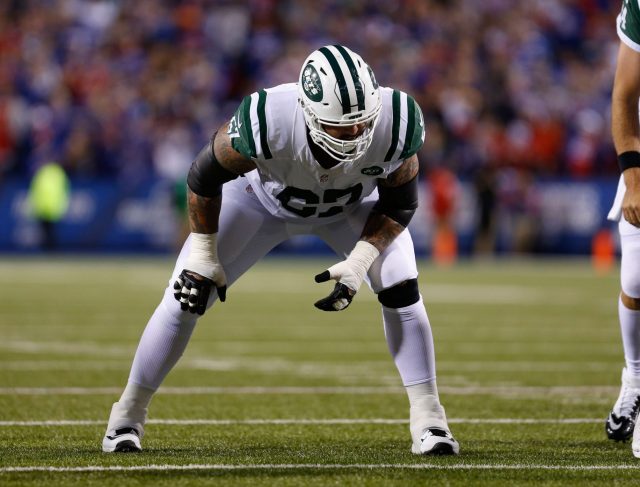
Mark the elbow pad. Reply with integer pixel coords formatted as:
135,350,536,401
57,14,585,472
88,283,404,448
373,175,419,227
187,137,238,198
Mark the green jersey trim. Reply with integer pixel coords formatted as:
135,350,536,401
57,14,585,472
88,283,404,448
257,90,272,160
618,0,640,52
384,91,425,162
400,95,424,160
384,90,402,161
230,91,272,160
231,95,256,159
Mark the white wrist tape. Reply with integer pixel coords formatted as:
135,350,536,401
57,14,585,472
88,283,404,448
329,240,380,292
184,233,221,281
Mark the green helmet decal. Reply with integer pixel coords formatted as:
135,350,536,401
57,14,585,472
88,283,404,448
301,64,323,102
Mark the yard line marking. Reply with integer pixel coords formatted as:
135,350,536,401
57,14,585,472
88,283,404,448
0,341,131,357
0,359,616,373
0,385,619,396
2,463,640,473
0,418,601,427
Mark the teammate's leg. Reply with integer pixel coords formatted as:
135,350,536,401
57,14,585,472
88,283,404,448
315,203,458,455
608,219,640,454
103,180,287,452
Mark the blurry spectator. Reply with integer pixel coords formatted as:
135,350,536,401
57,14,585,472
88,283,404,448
0,1,620,183
28,161,69,251
473,165,497,256
497,168,542,254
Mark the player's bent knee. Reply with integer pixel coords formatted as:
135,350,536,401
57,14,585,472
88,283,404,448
621,291,640,311
377,279,420,308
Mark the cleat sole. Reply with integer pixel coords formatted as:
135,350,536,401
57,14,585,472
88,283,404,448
114,440,141,453
423,442,456,456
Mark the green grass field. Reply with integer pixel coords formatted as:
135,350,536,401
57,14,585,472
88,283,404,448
0,255,637,485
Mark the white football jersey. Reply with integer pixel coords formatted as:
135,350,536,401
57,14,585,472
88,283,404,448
227,83,424,223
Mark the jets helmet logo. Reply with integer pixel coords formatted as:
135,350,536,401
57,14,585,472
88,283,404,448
361,166,383,176
301,64,323,102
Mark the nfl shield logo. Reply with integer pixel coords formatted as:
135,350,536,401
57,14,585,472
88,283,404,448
320,174,329,183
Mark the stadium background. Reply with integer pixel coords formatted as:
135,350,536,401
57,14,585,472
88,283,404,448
2,2,639,484
0,0,624,256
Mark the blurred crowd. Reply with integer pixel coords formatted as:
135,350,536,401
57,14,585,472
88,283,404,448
0,0,621,186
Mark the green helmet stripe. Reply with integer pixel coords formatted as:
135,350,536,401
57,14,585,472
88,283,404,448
319,46,350,115
400,95,424,159
333,45,365,110
257,89,272,159
384,90,401,161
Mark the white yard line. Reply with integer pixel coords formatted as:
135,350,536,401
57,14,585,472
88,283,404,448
0,418,601,427
0,385,619,395
1,463,639,473
0,359,616,373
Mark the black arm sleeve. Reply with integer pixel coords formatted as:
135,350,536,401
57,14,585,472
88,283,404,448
187,135,239,198
372,175,419,227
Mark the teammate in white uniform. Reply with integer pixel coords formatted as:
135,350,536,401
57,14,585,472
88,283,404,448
102,45,459,456
606,0,640,458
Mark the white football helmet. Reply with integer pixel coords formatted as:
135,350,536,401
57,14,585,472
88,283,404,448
298,45,382,164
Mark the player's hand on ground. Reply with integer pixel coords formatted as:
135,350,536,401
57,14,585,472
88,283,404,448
173,270,226,315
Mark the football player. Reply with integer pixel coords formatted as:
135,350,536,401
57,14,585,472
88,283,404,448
102,45,459,456
606,0,640,458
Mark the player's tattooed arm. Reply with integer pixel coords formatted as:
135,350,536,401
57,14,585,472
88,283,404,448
214,122,258,175
360,155,419,252
177,124,257,310
187,123,257,233
187,189,220,233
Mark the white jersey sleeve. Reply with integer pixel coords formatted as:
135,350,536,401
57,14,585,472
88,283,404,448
226,84,425,223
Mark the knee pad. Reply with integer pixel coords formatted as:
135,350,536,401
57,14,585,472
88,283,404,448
377,278,420,308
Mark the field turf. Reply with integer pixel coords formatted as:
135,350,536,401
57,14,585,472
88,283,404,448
0,256,637,485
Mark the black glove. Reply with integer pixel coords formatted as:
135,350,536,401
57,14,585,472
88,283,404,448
313,271,355,311
173,270,225,315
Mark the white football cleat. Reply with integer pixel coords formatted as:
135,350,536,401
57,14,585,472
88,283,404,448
412,427,460,455
632,412,640,458
606,368,640,442
102,427,142,453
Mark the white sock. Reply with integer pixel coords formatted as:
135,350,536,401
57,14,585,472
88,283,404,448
107,293,199,437
620,297,640,377
381,298,437,385
106,382,155,436
406,381,448,443
129,298,198,390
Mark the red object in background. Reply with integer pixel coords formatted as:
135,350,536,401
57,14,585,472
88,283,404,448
428,167,459,265
591,228,615,274
429,167,457,221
